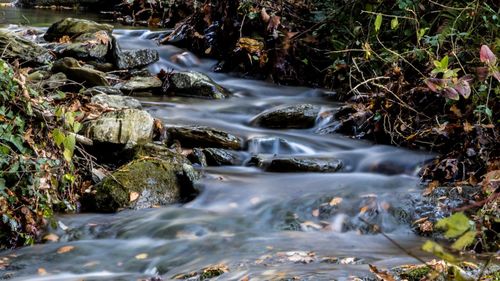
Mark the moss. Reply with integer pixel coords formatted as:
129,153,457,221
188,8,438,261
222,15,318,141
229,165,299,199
400,266,431,281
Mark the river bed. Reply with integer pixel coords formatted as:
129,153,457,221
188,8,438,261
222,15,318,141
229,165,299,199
0,7,437,281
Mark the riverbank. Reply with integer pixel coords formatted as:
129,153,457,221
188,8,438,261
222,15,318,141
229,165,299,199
0,3,498,280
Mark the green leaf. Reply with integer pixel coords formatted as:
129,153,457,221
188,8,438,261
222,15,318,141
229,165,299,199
374,14,383,33
440,55,449,69
422,240,457,263
452,230,476,250
72,121,82,134
52,129,65,146
62,134,76,162
435,212,471,238
391,17,399,30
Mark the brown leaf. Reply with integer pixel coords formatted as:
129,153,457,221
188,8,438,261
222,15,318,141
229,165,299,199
369,264,397,281
463,122,474,133
130,192,140,202
449,105,462,117
59,35,71,43
57,245,75,254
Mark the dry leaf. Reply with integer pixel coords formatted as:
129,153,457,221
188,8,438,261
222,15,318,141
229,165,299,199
59,35,71,43
449,105,462,117
463,121,474,133
369,264,396,281
57,245,75,254
130,192,140,202
43,233,59,242
329,197,343,206
37,268,47,276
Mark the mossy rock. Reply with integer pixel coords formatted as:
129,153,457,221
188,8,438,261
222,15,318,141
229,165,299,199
44,18,113,42
0,31,54,65
94,157,198,212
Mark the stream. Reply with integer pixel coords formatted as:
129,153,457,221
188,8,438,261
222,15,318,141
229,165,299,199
1,7,437,281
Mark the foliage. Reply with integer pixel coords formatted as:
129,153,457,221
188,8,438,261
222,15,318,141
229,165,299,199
0,59,79,249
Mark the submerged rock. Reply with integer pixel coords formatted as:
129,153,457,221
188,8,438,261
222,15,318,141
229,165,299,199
93,158,198,212
51,57,109,87
167,126,243,150
169,71,231,99
0,31,54,65
117,76,162,95
91,94,142,110
84,109,154,149
250,156,343,173
44,18,113,42
250,104,320,129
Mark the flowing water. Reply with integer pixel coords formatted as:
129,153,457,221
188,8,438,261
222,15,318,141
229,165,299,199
1,8,437,281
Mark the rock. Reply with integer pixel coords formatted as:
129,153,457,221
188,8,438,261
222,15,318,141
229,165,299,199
187,148,208,167
84,109,154,149
52,57,109,87
93,158,198,212
250,156,343,173
91,94,142,110
111,37,159,69
0,31,54,65
117,76,162,95
27,70,50,82
56,31,111,60
44,18,113,42
250,104,321,129
167,126,243,150
169,71,230,99
43,72,67,89
83,86,123,96
201,148,245,166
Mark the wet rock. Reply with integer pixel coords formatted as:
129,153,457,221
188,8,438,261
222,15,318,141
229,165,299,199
250,104,321,129
189,148,245,166
83,86,123,96
55,31,111,60
51,57,109,87
250,156,343,173
84,109,154,149
111,38,159,69
91,94,142,110
93,158,198,212
167,126,243,150
169,71,230,99
117,76,162,95
44,18,113,42
0,31,54,65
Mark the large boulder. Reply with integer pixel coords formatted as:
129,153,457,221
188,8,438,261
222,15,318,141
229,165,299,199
52,57,109,87
91,94,142,110
168,71,231,99
51,31,111,60
167,126,243,150
0,31,54,65
84,109,154,149
250,104,321,129
250,156,343,173
93,157,198,212
44,18,113,42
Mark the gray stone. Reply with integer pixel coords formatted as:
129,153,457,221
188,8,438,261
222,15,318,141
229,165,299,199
169,71,230,99
57,31,111,59
43,72,67,89
250,156,343,173
84,109,154,149
83,86,123,96
251,104,321,129
167,126,242,150
118,76,162,95
202,148,245,166
93,157,198,212
0,31,54,65
44,18,113,42
91,94,142,110
111,37,159,69
52,57,109,87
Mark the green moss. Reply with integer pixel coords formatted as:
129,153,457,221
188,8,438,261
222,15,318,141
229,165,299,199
400,266,431,281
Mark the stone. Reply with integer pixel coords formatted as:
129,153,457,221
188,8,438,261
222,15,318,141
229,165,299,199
93,158,198,212
56,31,111,60
250,156,343,173
52,57,109,87
43,72,67,89
44,18,113,42
201,148,245,166
169,71,230,99
91,94,142,110
111,37,159,69
0,31,54,65
83,86,123,96
117,76,162,95
84,109,154,149
250,104,321,129
167,126,243,150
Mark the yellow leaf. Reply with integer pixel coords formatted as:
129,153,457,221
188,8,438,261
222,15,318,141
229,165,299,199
130,192,140,202
329,197,343,206
135,253,148,260
57,245,75,254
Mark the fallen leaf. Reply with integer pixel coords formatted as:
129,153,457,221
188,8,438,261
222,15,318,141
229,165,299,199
57,245,75,254
369,264,396,281
135,253,148,260
130,192,140,202
43,233,59,242
450,105,462,117
37,268,47,276
329,197,343,206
